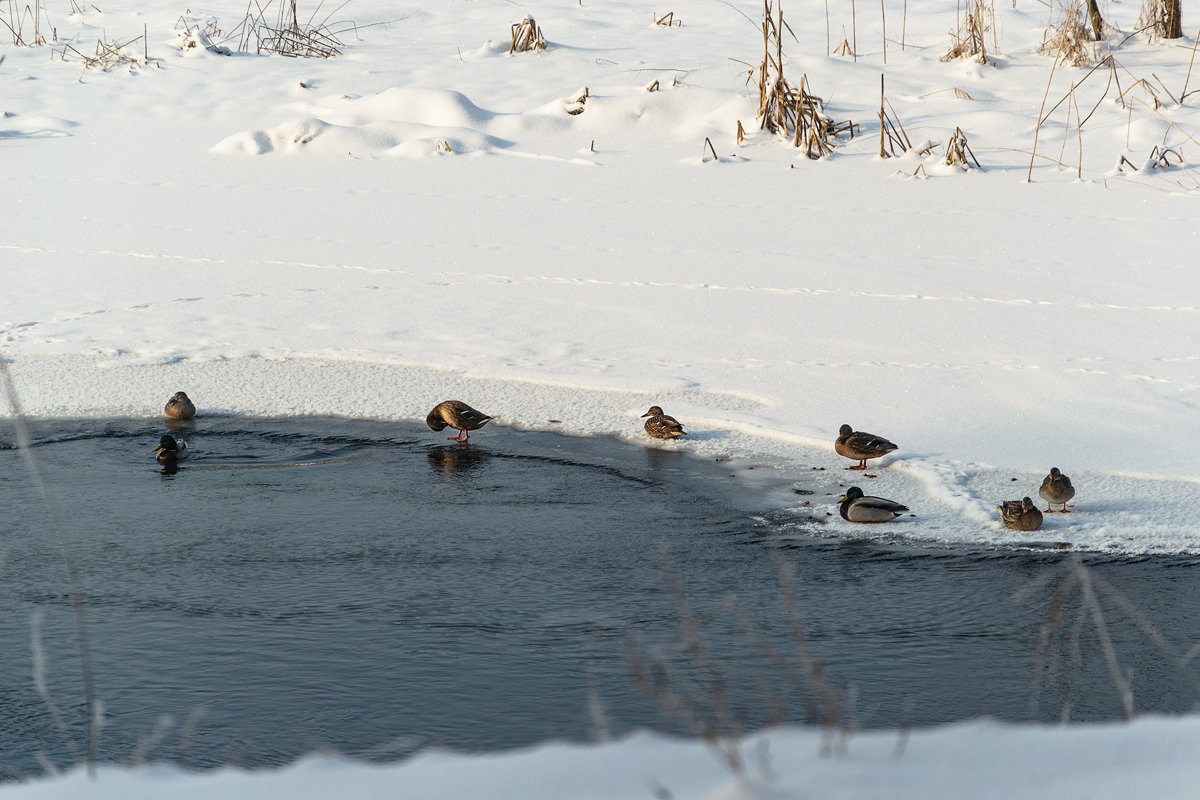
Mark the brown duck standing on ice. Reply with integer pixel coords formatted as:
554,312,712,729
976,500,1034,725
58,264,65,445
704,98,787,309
996,497,1043,531
426,400,493,442
1039,467,1075,512
164,391,196,421
835,424,898,470
641,406,686,440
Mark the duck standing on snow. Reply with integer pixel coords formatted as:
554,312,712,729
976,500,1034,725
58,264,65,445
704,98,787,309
641,406,686,440
837,486,909,523
996,497,1043,531
1039,467,1075,513
164,391,196,421
153,434,189,465
426,400,493,442
835,424,898,470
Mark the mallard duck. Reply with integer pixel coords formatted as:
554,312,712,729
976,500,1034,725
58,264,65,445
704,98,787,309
835,424,898,470
153,433,189,464
1039,467,1075,512
837,486,909,523
164,391,196,421
426,400,493,442
641,406,686,440
996,497,1043,531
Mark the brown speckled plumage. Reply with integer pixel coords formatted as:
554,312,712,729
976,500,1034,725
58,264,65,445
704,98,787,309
427,400,493,442
996,497,1043,531
641,406,686,440
164,391,196,421
1039,467,1075,512
835,424,897,470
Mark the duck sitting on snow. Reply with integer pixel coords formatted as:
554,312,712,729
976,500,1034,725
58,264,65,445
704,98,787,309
154,434,189,465
426,400,493,442
837,486,909,523
1039,467,1075,513
835,424,898,470
164,391,196,421
996,497,1043,531
641,406,686,440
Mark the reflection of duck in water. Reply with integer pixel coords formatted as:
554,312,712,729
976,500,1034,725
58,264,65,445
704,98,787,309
154,434,189,465
426,400,493,442
426,445,490,477
164,392,196,421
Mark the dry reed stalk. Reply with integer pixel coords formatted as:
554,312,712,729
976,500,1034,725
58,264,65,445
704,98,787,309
510,15,546,53
880,0,886,63
751,1,856,158
851,0,857,62
944,126,980,169
1028,58,1058,181
0,353,99,776
1180,27,1200,102
1039,0,1096,66
703,137,719,162
919,87,975,100
877,75,914,158
654,11,680,27
941,0,991,63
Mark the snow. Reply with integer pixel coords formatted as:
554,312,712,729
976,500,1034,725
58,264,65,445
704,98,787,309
3,0,1200,794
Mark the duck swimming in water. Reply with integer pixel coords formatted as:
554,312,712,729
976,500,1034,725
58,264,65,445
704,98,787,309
835,424,898,470
641,406,686,440
426,400,493,442
164,391,196,421
153,434,189,465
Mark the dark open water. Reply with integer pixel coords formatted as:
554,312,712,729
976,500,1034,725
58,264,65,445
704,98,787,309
2,417,1199,778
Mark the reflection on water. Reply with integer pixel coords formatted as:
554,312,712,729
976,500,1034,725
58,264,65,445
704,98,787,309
1,417,1199,780
426,444,491,478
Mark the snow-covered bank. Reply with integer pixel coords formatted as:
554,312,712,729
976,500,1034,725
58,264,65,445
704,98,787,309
6,0,1200,792
9,718,1200,800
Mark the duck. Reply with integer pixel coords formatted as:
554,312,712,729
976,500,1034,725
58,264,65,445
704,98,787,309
153,433,189,465
1039,467,1075,513
164,391,196,421
426,400,493,442
837,486,909,523
996,497,1043,531
641,406,686,440
835,424,898,470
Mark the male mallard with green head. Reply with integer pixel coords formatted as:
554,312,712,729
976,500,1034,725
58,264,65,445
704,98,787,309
153,433,189,465
1039,467,1075,513
641,406,686,440
164,391,196,421
835,424,898,470
996,497,1043,531
837,486,909,523
427,400,493,442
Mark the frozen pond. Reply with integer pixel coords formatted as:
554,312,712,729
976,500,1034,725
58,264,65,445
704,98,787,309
2,417,1199,778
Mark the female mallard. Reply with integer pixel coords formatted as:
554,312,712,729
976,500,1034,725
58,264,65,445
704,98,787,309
427,400,493,442
996,497,1043,531
164,391,196,421
835,424,898,470
1039,467,1075,513
153,433,189,464
837,486,909,523
641,406,686,440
